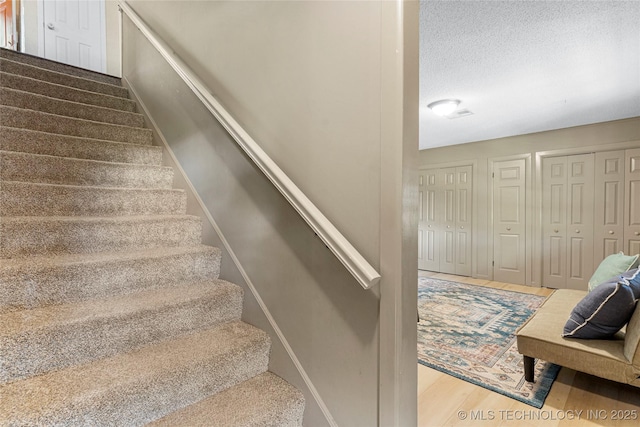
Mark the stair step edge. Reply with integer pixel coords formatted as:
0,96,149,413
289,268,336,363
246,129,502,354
0,48,122,86
0,126,163,165
0,106,153,146
0,244,220,270
0,149,171,171
0,71,136,112
0,57,128,97
0,322,270,426
149,372,305,427
0,279,242,337
0,87,145,127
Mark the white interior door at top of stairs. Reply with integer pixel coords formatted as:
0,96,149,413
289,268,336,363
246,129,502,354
42,0,105,73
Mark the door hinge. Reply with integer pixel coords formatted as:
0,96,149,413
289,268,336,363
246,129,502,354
492,261,495,266
492,173,495,178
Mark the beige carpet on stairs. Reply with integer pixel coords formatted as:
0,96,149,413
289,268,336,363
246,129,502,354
0,47,304,426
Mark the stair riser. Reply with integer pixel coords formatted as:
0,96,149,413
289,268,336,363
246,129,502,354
1,106,153,145
101,346,268,427
149,373,305,427
0,58,128,98
0,218,202,258
1,325,270,427
0,127,163,165
1,289,244,383
0,48,122,86
0,249,221,311
0,72,136,112
0,87,145,127
0,151,174,189
1,184,187,217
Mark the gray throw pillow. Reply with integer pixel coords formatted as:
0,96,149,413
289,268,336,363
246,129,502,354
562,281,637,339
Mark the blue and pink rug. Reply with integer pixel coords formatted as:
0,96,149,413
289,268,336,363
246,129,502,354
418,277,560,408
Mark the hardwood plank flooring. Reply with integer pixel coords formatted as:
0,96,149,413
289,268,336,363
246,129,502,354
417,271,640,427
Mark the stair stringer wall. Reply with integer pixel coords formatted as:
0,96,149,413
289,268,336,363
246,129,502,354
123,78,331,427
122,28,381,427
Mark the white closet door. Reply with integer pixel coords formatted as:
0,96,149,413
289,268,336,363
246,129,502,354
418,170,440,271
565,154,594,290
594,151,625,261
455,166,472,276
493,159,526,284
418,166,473,275
440,168,457,274
626,148,640,256
542,154,594,290
542,157,568,288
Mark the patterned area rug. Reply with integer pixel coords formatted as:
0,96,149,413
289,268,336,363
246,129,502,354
418,277,561,408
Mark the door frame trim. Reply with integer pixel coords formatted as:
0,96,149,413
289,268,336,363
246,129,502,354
37,0,106,72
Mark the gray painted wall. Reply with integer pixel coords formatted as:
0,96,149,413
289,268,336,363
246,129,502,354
125,0,382,266
121,1,418,425
419,117,640,284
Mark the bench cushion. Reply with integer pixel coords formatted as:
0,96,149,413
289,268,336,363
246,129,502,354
516,289,640,387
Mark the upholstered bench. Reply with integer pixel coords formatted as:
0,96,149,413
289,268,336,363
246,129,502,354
516,289,640,387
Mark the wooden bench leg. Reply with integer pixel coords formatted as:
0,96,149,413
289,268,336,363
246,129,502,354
523,356,535,382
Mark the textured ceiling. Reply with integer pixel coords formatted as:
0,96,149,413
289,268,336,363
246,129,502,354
419,0,640,150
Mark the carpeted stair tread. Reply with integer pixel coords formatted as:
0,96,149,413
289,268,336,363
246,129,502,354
0,321,271,426
0,215,202,258
0,72,136,112
1,181,187,216
0,245,221,311
0,57,128,98
0,87,145,127
0,105,153,145
0,48,121,86
0,150,174,189
0,280,244,383
150,372,305,427
0,126,163,165
0,49,304,425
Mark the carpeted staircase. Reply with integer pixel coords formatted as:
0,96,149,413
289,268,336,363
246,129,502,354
0,48,305,426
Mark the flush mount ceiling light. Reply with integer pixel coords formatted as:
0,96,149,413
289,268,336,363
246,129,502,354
427,99,461,117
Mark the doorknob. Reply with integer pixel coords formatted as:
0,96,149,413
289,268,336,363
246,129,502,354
609,230,614,235
506,227,511,231
554,229,559,233
575,230,580,234
460,226,464,229
447,225,451,229
636,231,640,236
47,23,55,30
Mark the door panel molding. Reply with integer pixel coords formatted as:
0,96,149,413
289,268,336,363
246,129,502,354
489,154,531,285
492,157,527,285
418,162,474,276
594,151,625,262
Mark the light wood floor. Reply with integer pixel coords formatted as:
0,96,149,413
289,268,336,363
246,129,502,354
417,271,640,427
